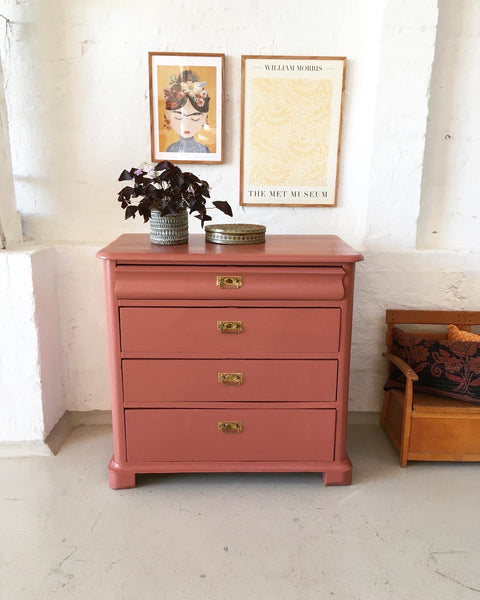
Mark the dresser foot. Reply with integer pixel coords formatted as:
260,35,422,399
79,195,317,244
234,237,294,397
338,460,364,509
108,459,136,489
323,459,352,486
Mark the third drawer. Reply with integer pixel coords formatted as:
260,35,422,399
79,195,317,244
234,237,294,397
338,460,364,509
122,359,338,406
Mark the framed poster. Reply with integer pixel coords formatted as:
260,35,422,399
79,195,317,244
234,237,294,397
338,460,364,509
240,55,346,206
149,52,224,164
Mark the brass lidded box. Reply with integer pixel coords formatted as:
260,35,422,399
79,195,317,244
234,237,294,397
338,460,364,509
205,224,266,245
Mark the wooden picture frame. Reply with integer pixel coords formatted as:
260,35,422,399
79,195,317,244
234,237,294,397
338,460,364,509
240,55,346,206
149,52,224,164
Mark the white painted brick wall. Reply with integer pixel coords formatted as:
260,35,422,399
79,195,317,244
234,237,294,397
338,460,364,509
2,0,379,248
2,0,480,442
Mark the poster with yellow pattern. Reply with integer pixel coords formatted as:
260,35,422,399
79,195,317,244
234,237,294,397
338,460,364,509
241,57,346,206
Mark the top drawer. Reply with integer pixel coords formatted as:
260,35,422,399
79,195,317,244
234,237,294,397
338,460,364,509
113,265,345,301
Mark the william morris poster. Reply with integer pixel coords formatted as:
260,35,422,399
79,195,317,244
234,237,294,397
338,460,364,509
240,56,346,206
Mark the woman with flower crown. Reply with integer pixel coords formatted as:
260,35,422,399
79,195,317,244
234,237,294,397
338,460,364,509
163,70,211,153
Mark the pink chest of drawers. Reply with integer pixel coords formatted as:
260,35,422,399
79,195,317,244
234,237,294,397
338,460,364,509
97,234,363,489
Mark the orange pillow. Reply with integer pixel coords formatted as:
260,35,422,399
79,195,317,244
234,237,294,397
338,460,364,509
448,324,480,342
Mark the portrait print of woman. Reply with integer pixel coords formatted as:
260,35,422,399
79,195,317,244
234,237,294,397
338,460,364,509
164,70,211,154
149,53,224,164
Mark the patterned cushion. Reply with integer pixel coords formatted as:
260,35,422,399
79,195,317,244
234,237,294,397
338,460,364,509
448,324,480,343
385,327,480,404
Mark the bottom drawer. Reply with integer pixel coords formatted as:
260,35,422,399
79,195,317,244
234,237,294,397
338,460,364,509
125,408,336,462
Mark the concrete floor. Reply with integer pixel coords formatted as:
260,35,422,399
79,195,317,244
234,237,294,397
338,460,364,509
0,422,479,600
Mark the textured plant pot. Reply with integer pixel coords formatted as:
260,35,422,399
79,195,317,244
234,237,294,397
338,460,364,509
149,208,188,245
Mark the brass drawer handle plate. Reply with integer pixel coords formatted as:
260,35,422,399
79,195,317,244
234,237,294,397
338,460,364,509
217,275,243,289
218,372,243,385
218,421,243,433
217,320,243,333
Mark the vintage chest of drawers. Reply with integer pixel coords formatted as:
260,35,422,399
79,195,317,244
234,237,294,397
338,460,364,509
97,234,363,488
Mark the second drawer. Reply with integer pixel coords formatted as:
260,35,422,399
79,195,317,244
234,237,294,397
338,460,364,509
120,307,341,356
122,359,338,406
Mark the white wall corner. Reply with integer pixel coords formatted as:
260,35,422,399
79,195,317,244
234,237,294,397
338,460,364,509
0,247,65,445
31,247,66,436
417,0,480,250
0,52,22,248
54,244,111,413
0,251,43,441
364,0,439,251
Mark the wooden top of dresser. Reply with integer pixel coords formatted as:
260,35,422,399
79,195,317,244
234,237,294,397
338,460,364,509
97,234,363,265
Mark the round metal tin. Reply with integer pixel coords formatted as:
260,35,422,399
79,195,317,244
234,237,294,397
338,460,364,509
205,223,266,245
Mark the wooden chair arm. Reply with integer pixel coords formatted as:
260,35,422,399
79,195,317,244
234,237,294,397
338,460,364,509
383,352,419,381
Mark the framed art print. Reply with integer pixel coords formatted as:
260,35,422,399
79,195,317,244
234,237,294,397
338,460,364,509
149,52,224,164
240,56,346,206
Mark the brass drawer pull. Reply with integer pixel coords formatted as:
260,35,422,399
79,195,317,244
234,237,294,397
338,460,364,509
217,275,243,289
218,372,243,385
217,320,243,333
218,421,243,433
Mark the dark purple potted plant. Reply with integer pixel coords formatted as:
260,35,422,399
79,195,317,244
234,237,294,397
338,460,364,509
117,161,232,245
